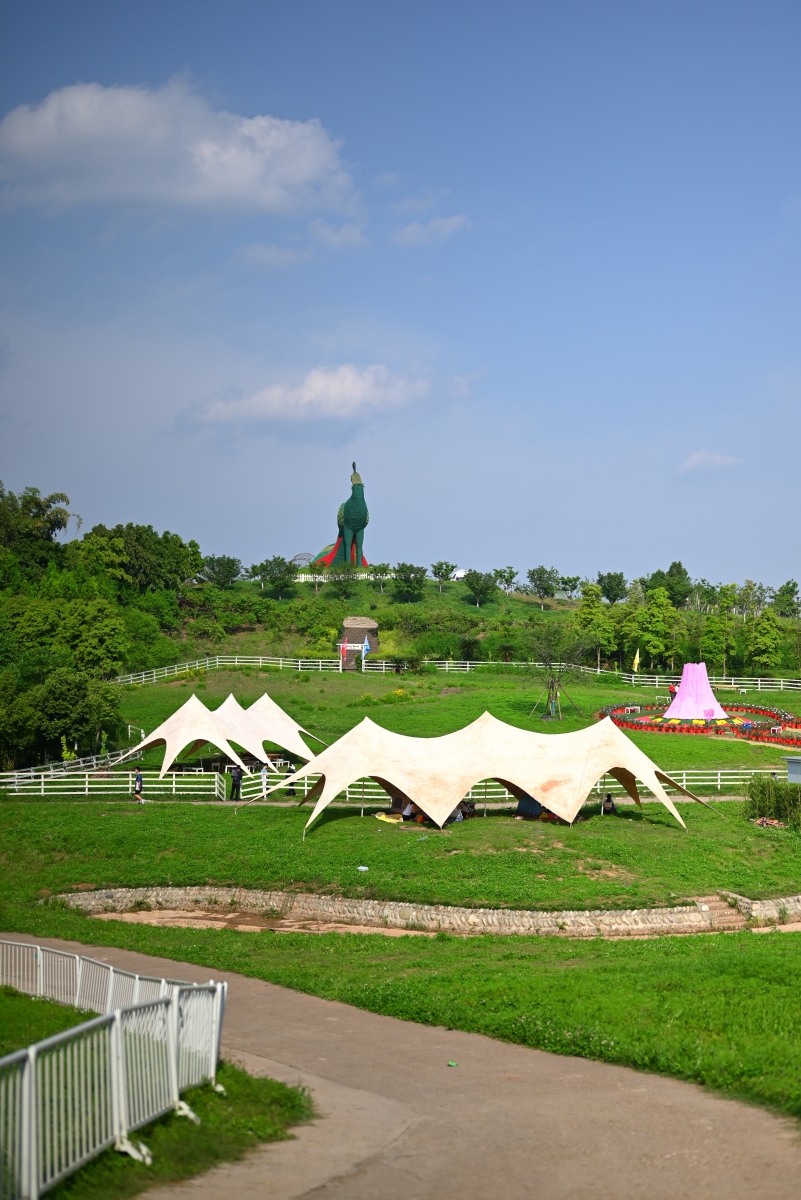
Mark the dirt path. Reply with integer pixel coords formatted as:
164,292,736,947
6,931,801,1200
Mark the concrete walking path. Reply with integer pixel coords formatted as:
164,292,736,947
5,931,801,1200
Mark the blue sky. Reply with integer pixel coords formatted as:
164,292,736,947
1,1,800,585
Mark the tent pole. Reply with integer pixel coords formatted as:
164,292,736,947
529,689,546,717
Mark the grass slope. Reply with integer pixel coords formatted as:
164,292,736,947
2,798,801,915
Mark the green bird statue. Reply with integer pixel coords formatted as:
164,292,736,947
312,463,370,567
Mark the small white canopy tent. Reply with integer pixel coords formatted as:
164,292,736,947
245,691,324,762
278,712,707,831
122,693,249,778
121,691,321,777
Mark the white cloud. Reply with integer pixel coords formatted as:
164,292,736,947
0,81,354,212
374,171,399,188
678,449,744,473
391,214,469,246
200,364,428,423
308,218,366,248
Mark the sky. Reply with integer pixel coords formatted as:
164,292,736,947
0,1,800,586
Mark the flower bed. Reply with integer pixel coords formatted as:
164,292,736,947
604,702,801,747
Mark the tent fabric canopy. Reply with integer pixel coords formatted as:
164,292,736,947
120,692,317,778
663,662,728,721
278,712,706,830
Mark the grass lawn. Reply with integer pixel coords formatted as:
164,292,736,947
118,669,797,775
0,985,89,1056
3,793,801,916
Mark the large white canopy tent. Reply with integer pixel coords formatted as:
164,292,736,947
277,712,708,831
121,692,320,777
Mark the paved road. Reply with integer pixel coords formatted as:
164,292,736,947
6,932,801,1200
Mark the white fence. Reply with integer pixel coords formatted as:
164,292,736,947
113,654,801,691
240,768,775,807
5,749,144,784
0,770,227,800
0,940,226,1200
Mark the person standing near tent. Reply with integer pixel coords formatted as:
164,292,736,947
230,764,243,803
134,768,146,805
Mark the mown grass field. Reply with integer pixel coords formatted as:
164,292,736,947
119,668,798,774
2,794,800,915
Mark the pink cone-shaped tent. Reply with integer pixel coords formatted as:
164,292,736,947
663,662,727,720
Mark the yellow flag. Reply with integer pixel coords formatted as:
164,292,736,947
632,648,640,673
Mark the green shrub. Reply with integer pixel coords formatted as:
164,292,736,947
746,776,801,829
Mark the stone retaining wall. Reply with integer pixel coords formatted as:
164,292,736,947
722,890,801,924
60,885,728,938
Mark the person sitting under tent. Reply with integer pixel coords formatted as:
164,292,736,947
602,792,616,815
514,792,543,820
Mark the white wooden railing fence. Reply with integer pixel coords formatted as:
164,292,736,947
0,940,226,1200
0,770,227,799
112,654,801,691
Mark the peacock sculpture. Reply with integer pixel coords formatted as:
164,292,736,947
312,463,370,567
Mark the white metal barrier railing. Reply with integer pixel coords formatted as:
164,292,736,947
0,771,227,800
0,941,226,1200
240,768,774,806
113,654,801,691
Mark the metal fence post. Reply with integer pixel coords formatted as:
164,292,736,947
166,991,180,1109
105,967,115,1014
111,1011,126,1146
24,1046,37,1200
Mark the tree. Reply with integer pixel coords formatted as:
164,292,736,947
526,566,560,600
329,562,360,600
90,523,201,592
392,563,427,603
431,561,457,592
492,567,518,594
559,576,581,600
700,614,727,674
749,609,782,674
637,587,677,669
527,621,589,718
773,580,800,619
306,562,325,594
370,563,392,594
463,570,497,607
642,561,692,609
575,583,616,671
57,599,129,678
199,555,242,590
596,571,627,605
246,556,294,598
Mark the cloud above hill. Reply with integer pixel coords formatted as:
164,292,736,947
0,81,354,213
200,364,428,423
